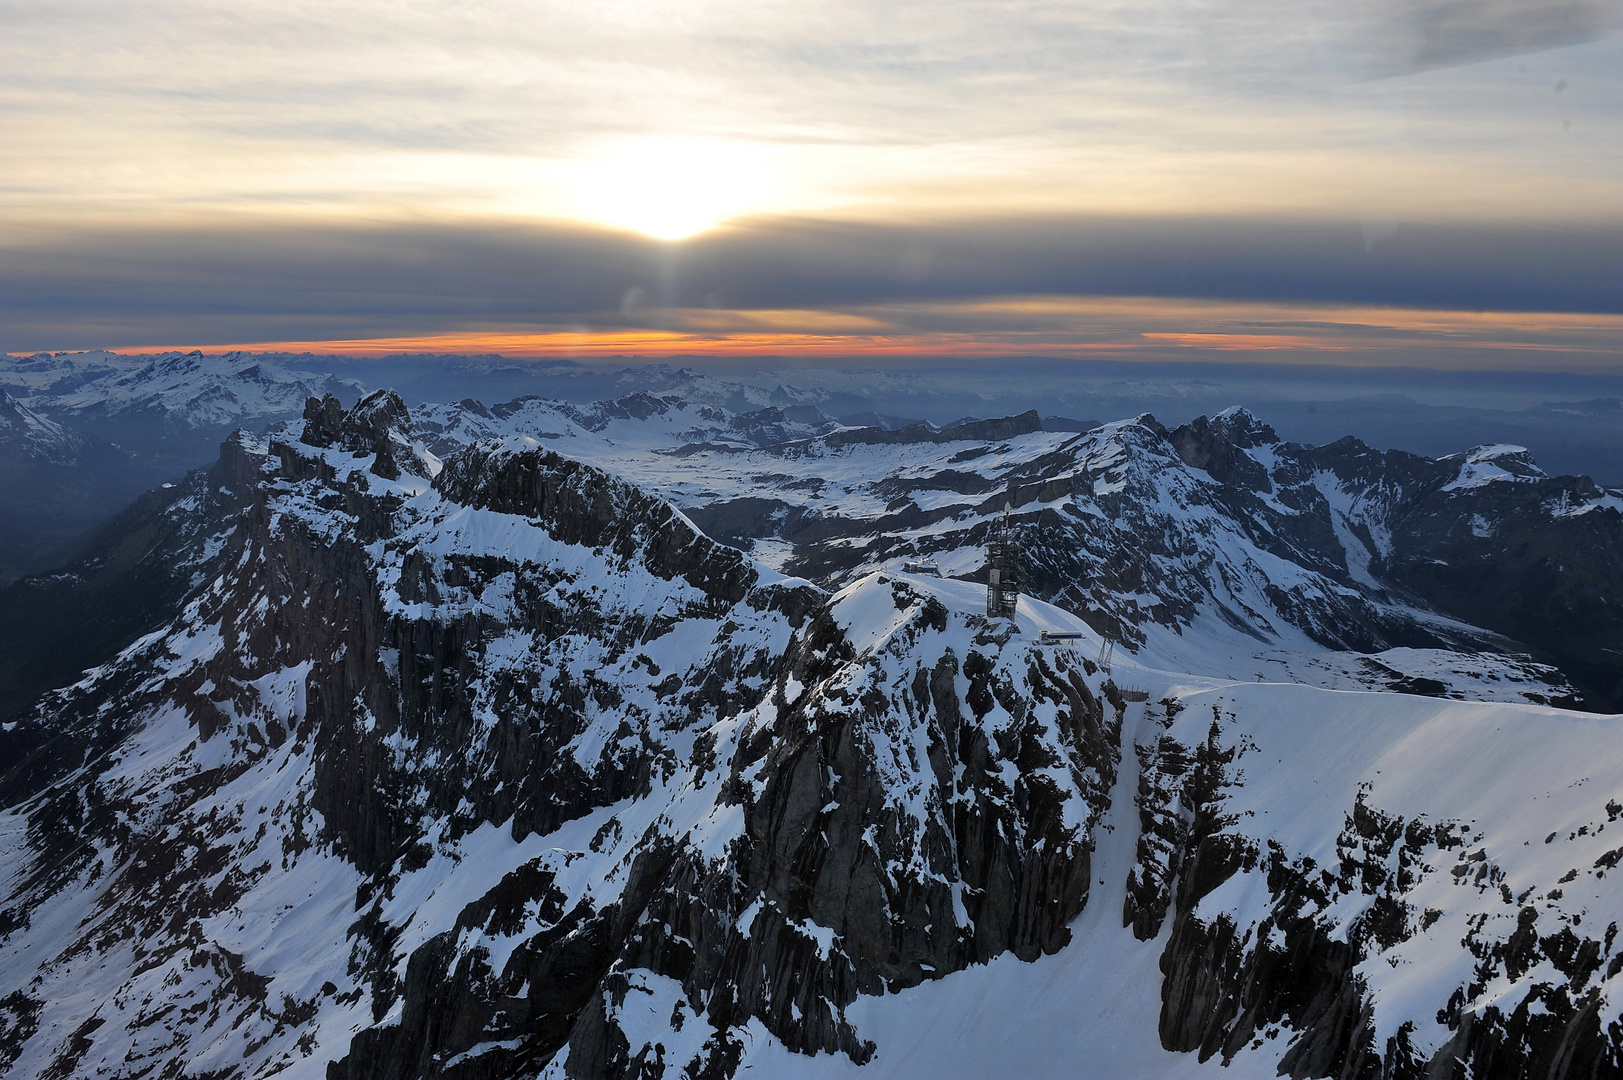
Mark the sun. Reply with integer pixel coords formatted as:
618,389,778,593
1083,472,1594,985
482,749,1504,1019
569,137,771,240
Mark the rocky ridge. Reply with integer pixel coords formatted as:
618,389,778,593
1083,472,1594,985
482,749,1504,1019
1,392,1622,1078
0,389,86,467
414,395,1618,710
0,351,360,586
0,393,1122,1079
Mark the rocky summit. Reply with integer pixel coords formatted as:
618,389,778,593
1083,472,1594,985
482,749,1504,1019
2,389,1623,1079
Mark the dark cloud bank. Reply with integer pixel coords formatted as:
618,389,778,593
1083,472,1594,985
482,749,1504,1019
3,214,1621,349
8,211,1622,481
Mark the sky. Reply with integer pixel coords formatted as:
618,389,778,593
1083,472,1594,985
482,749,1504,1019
2,0,1622,365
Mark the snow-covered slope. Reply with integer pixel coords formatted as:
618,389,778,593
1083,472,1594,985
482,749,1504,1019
732,672,1623,1080
20,350,359,434
1122,679,1623,1077
0,351,364,585
0,389,85,466
415,391,841,458
2,391,1622,1079
412,395,1617,710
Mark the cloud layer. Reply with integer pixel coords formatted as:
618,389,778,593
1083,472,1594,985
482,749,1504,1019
3,214,1621,368
3,0,1620,231
4,1,1620,363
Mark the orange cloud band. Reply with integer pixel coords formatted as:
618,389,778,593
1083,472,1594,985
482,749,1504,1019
108,298,1623,369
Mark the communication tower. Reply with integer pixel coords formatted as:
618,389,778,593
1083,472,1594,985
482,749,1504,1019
985,503,1022,619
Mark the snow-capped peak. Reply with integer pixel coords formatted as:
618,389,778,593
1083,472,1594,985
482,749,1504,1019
1210,405,1280,447
1440,443,1547,491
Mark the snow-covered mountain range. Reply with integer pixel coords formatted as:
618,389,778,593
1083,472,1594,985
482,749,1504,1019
1,387,1621,1079
0,351,359,585
0,351,356,431
408,391,1619,709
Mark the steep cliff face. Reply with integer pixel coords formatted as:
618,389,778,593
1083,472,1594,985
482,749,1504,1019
324,567,1121,1079
0,396,1123,1080
544,575,1120,1079
1123,686,1623,1078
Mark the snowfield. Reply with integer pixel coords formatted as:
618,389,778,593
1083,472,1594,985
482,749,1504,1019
1,387,1621,1078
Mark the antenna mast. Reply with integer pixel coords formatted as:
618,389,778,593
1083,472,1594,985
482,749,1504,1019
985,502,1022,619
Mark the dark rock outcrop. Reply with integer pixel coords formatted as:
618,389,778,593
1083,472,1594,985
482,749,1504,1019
1130,708,1623,1079
302,392,345,447
1169,409,1276,492
825,410,1043,448
553,579,1122,1076
435,441,759,607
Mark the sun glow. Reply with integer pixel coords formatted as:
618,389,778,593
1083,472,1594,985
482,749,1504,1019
567,137,774,240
